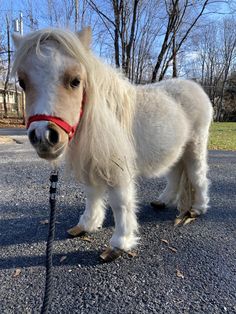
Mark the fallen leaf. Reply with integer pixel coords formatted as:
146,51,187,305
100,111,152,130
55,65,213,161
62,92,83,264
67,225,85,237
40,219,60,225
176,269,184,279
81,236,93,243
127,251,138,258
12,268,21,278
183,217,196,225
60,256,67,263
174,218,183,226
168,246,177,253
161,239,169,245
13,138,24,144
100,248,123,262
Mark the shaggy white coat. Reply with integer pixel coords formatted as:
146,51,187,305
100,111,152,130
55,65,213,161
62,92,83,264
12,28,213,251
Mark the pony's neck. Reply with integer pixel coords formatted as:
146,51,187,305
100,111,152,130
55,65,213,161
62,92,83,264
68,54,137,185
92,56,136,133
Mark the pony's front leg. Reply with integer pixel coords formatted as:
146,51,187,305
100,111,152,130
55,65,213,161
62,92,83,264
101,182,139,262
67,185,106,237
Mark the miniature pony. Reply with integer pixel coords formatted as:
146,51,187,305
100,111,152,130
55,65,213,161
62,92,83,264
12,27,213,261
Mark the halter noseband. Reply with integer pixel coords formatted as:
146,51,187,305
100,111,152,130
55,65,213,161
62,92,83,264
26,93,86,141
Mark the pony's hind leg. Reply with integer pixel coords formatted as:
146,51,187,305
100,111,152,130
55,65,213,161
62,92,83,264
151,161,184,209
183,135,209,217
67,185,106,237
101,181,139,262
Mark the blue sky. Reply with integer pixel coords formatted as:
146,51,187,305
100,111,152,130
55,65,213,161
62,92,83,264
0,0,234,35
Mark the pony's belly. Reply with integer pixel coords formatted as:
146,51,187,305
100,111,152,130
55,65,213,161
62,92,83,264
137,161,168,178
136,145,184,178
134,97,190,178
134,118,189,178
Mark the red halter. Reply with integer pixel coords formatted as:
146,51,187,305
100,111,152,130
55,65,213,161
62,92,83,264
26,93,86,141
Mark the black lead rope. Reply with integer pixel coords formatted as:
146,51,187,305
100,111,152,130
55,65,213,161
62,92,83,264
41,169,59,314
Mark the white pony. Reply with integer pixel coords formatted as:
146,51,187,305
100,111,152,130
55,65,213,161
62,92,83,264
12,27,213,261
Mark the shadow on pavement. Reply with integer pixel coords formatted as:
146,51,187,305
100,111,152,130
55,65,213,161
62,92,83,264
0,250,102,269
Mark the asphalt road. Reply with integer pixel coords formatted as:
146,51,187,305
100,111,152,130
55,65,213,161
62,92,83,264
0,134,236,314
0,128,27,136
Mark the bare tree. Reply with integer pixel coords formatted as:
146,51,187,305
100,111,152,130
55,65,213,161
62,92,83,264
151,0,210,82
0,0,235,120
44,0,75,27
223,71,236,121
3,15,11,118
74,0,79,30
132,0,162,83
25,0,39,30
215,18,236,121
42,0,91,30
183,15,236,121
88,0,141,78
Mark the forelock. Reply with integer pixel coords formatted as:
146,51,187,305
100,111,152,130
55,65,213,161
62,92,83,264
12,28,89,76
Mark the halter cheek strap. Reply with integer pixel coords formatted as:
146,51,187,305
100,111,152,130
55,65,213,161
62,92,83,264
26,93,86,141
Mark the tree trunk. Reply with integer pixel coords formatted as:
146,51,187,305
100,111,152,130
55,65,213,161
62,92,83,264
112,0,121,67
3,91,8,118
172,34,177,78
74,0,79,31
124,0,139,76
21,92,26,125
151,1,179,82
151,38,170,83
152,0,209,82
3,16,11,118
14,79,20,118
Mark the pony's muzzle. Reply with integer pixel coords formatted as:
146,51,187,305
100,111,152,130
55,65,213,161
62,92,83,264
29,125,59,146
28,122,68,160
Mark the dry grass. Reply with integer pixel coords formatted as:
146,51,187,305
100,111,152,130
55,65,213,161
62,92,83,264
0,117,25,128
208,122,236,151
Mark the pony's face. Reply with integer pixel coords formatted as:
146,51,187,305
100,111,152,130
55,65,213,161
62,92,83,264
13,29,91,161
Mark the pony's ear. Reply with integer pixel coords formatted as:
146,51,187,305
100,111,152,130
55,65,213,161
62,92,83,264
77,27,92,49
12,33,23,48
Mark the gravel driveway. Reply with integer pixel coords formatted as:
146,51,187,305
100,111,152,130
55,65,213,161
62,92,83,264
0,135,235,313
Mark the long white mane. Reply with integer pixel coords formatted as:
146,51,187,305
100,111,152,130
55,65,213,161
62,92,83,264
12,28,137,185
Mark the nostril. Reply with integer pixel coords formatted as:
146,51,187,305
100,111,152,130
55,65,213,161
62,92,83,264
29,129,38,145
48,127,59,145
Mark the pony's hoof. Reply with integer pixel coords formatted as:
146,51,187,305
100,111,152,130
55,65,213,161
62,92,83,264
174,216,196,226
150,200,166,210
174,209,199,226
100,247,123,263
67,225,87,237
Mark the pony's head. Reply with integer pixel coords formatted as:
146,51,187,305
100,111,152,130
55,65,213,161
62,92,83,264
12,27,136,185
12,27,92,161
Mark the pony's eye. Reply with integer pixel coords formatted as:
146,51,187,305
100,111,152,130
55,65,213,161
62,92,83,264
70,78,80,88
18,78,26,91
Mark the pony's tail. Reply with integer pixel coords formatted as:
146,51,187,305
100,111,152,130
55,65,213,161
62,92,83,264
176,168,194,215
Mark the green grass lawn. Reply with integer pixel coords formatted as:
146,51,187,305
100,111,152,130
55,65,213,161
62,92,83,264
208,122,236,151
